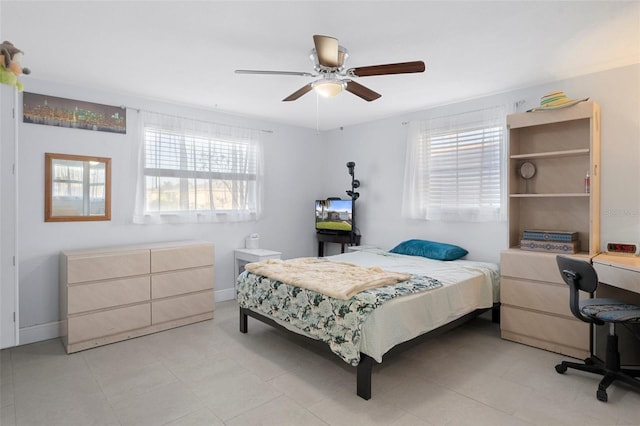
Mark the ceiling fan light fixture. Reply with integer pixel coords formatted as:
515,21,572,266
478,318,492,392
237,35,425,103
312,80,345,98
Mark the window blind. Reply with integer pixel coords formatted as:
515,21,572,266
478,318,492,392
143,128,258,213
402,106,506,222
133,110,264,224
144,129,257,178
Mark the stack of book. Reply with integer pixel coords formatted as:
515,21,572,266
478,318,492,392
520,230,579,254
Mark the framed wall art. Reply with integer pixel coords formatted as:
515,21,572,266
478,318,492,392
23,92,126,134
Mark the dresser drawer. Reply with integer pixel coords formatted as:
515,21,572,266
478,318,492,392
68,276,150,314
68,303,150,344
151,243,214,273
152,290,214,324
66,250,150,283
501,305,589,351
152,266,214,299
500,250,589,284
501,277,589,317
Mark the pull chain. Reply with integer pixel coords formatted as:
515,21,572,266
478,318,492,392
316,93,320,133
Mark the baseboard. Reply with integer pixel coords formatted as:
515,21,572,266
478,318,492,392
19,320,61,345
16,289,236,347
215,287,236,302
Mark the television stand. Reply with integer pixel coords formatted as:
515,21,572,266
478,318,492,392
317,232,361,257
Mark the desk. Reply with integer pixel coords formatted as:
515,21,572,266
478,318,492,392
592,253,640,365
317,232,361,257
593,254,640,293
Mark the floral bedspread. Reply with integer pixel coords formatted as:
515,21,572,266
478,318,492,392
236,271,443,366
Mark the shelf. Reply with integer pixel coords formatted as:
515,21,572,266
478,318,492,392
505,247,591,258
506,100,595,129
510,148,590,160
510,193,590,198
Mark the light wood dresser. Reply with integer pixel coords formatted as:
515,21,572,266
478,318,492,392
60,240,214,353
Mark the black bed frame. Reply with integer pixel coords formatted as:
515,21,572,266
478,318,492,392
239,303,500,400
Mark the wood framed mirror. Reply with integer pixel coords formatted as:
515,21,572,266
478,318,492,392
45,153,111,222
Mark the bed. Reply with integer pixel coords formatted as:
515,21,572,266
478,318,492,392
236,246,500,400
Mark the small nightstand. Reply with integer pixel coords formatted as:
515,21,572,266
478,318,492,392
234,248,281,278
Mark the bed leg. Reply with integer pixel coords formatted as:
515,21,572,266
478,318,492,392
357,354,373,400
240,308,248,333
491,303,501,324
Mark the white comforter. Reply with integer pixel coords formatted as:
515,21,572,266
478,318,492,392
325,249,500,361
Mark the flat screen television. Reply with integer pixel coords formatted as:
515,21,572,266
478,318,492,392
315,199,352,233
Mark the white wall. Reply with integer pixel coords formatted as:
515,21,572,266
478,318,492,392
321,64,640,263
15,79,326,343
7,64,640,345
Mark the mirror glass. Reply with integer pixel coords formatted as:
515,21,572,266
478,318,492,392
45,153,111,222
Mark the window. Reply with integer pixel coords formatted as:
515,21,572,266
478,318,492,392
402,106,506,222
133,111,263,224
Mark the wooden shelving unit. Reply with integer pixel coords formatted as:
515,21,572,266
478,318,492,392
500,100,601,358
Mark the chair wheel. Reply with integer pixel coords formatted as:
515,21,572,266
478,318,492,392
597,389,608,402
584,357,594,366
555,364,567,374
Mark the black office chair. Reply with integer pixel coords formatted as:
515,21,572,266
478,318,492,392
555,255,640,402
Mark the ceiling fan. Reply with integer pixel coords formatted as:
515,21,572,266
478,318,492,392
235,35,426,102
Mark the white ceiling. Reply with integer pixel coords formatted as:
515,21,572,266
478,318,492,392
2,1,639,130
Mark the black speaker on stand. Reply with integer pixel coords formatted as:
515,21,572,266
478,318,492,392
346,162,361,246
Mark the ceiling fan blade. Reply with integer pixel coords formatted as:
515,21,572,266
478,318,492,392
313,35,339,68
345,80,381,102
348,61,425,77
235,69,316,77
283,83,313,102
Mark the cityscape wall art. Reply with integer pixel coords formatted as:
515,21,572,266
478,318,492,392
23,92,126,134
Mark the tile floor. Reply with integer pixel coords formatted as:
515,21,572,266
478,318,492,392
1,300,639,426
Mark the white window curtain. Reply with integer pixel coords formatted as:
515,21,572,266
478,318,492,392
133,111,264,224
402,105,506,222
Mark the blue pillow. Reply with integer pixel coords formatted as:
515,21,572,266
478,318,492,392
389,239,468,261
